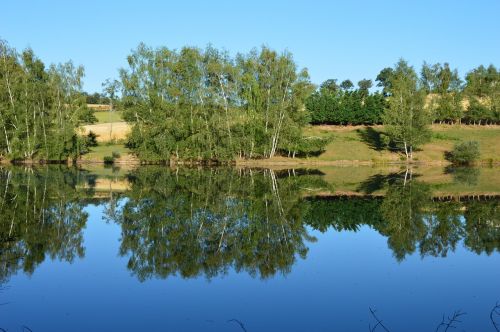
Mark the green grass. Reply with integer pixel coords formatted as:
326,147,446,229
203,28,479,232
80,144,130,161
94,111,123,123
303,125,500,163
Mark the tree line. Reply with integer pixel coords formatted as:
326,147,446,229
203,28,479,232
307,62,500,126
1,37,499,163
306,79,386,125
0,40,94,162
119,43,328,162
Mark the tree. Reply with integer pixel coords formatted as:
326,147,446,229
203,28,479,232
375,67,394,96
102,78,120,140
464,64,500,124
421,62,463,123
319,79,339,95
119,43,318,162
0,39,86,161
383,59,430,161
357,79,373,93
306,78,385,125
340,79,354,91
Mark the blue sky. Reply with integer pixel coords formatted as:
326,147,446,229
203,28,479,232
2,0,499,92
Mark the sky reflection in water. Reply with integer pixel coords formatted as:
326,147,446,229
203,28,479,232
0,166,499,331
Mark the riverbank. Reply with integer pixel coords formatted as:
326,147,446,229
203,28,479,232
84,123,500,166
3,124,500,166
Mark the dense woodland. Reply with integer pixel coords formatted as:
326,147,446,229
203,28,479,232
1,38,499,162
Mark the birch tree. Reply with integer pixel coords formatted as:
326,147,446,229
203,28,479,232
383,59,430,161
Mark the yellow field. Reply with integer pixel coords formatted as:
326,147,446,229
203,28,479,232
81,122,131,142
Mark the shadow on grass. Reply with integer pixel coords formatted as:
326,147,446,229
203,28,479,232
356,127,387,151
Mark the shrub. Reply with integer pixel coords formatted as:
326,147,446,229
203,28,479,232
112,151,121,159
294,136,331,157
446,141,480,165
103,156,115,164
85,131,99,147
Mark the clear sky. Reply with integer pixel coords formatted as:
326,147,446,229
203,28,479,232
2,0,499,93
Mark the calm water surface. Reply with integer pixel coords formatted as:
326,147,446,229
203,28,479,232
0,166,499,331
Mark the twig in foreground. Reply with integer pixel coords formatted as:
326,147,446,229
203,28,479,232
228,318,248,332
369,307,391,332
435,310,466,332
491,302,500,332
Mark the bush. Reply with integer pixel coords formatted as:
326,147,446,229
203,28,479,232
294,136,331,157
446,141,480,165
85,131,98,147
103,156,115,164
112,151,121,159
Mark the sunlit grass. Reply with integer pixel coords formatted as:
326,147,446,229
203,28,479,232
93,111,124,123
304,125,500,163
80,144,130,161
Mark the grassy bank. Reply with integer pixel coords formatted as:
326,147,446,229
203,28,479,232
77,124,500,165
237,124,500,166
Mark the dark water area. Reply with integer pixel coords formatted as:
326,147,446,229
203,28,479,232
0,166,499,331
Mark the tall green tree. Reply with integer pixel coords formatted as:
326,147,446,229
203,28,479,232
383,59,430,160
0,39,86,161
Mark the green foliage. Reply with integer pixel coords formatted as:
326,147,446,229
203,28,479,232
463,65,500,124
77,105,98,124
85,131,98,147
102,150,121,164
103,155,115,164
119,44,315,162
108,167,329,280
420,62,464,123
306,87,385,125
0,167,89,282
0,39,85,161
383,59,431,160
82,91,110,104
1,167,499,282
293,136,331,157
446,141,480,165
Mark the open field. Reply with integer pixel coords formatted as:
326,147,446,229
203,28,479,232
81,122,131,142
299,124,500,164
93,110,123,123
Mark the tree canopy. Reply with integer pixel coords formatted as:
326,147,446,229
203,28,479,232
119,44,327,162
0,40,91,161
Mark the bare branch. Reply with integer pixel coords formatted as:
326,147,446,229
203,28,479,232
369,307,391,332
435,310,466,332
491,302,500,332
228,318,248,332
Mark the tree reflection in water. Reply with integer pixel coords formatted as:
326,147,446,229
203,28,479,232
0,167,91,284
0,166,498,283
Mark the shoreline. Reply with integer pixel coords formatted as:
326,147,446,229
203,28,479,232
1,157,499,168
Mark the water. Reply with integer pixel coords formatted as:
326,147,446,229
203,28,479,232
0,166,499,331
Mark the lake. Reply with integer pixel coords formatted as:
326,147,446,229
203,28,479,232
1,165,499,331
